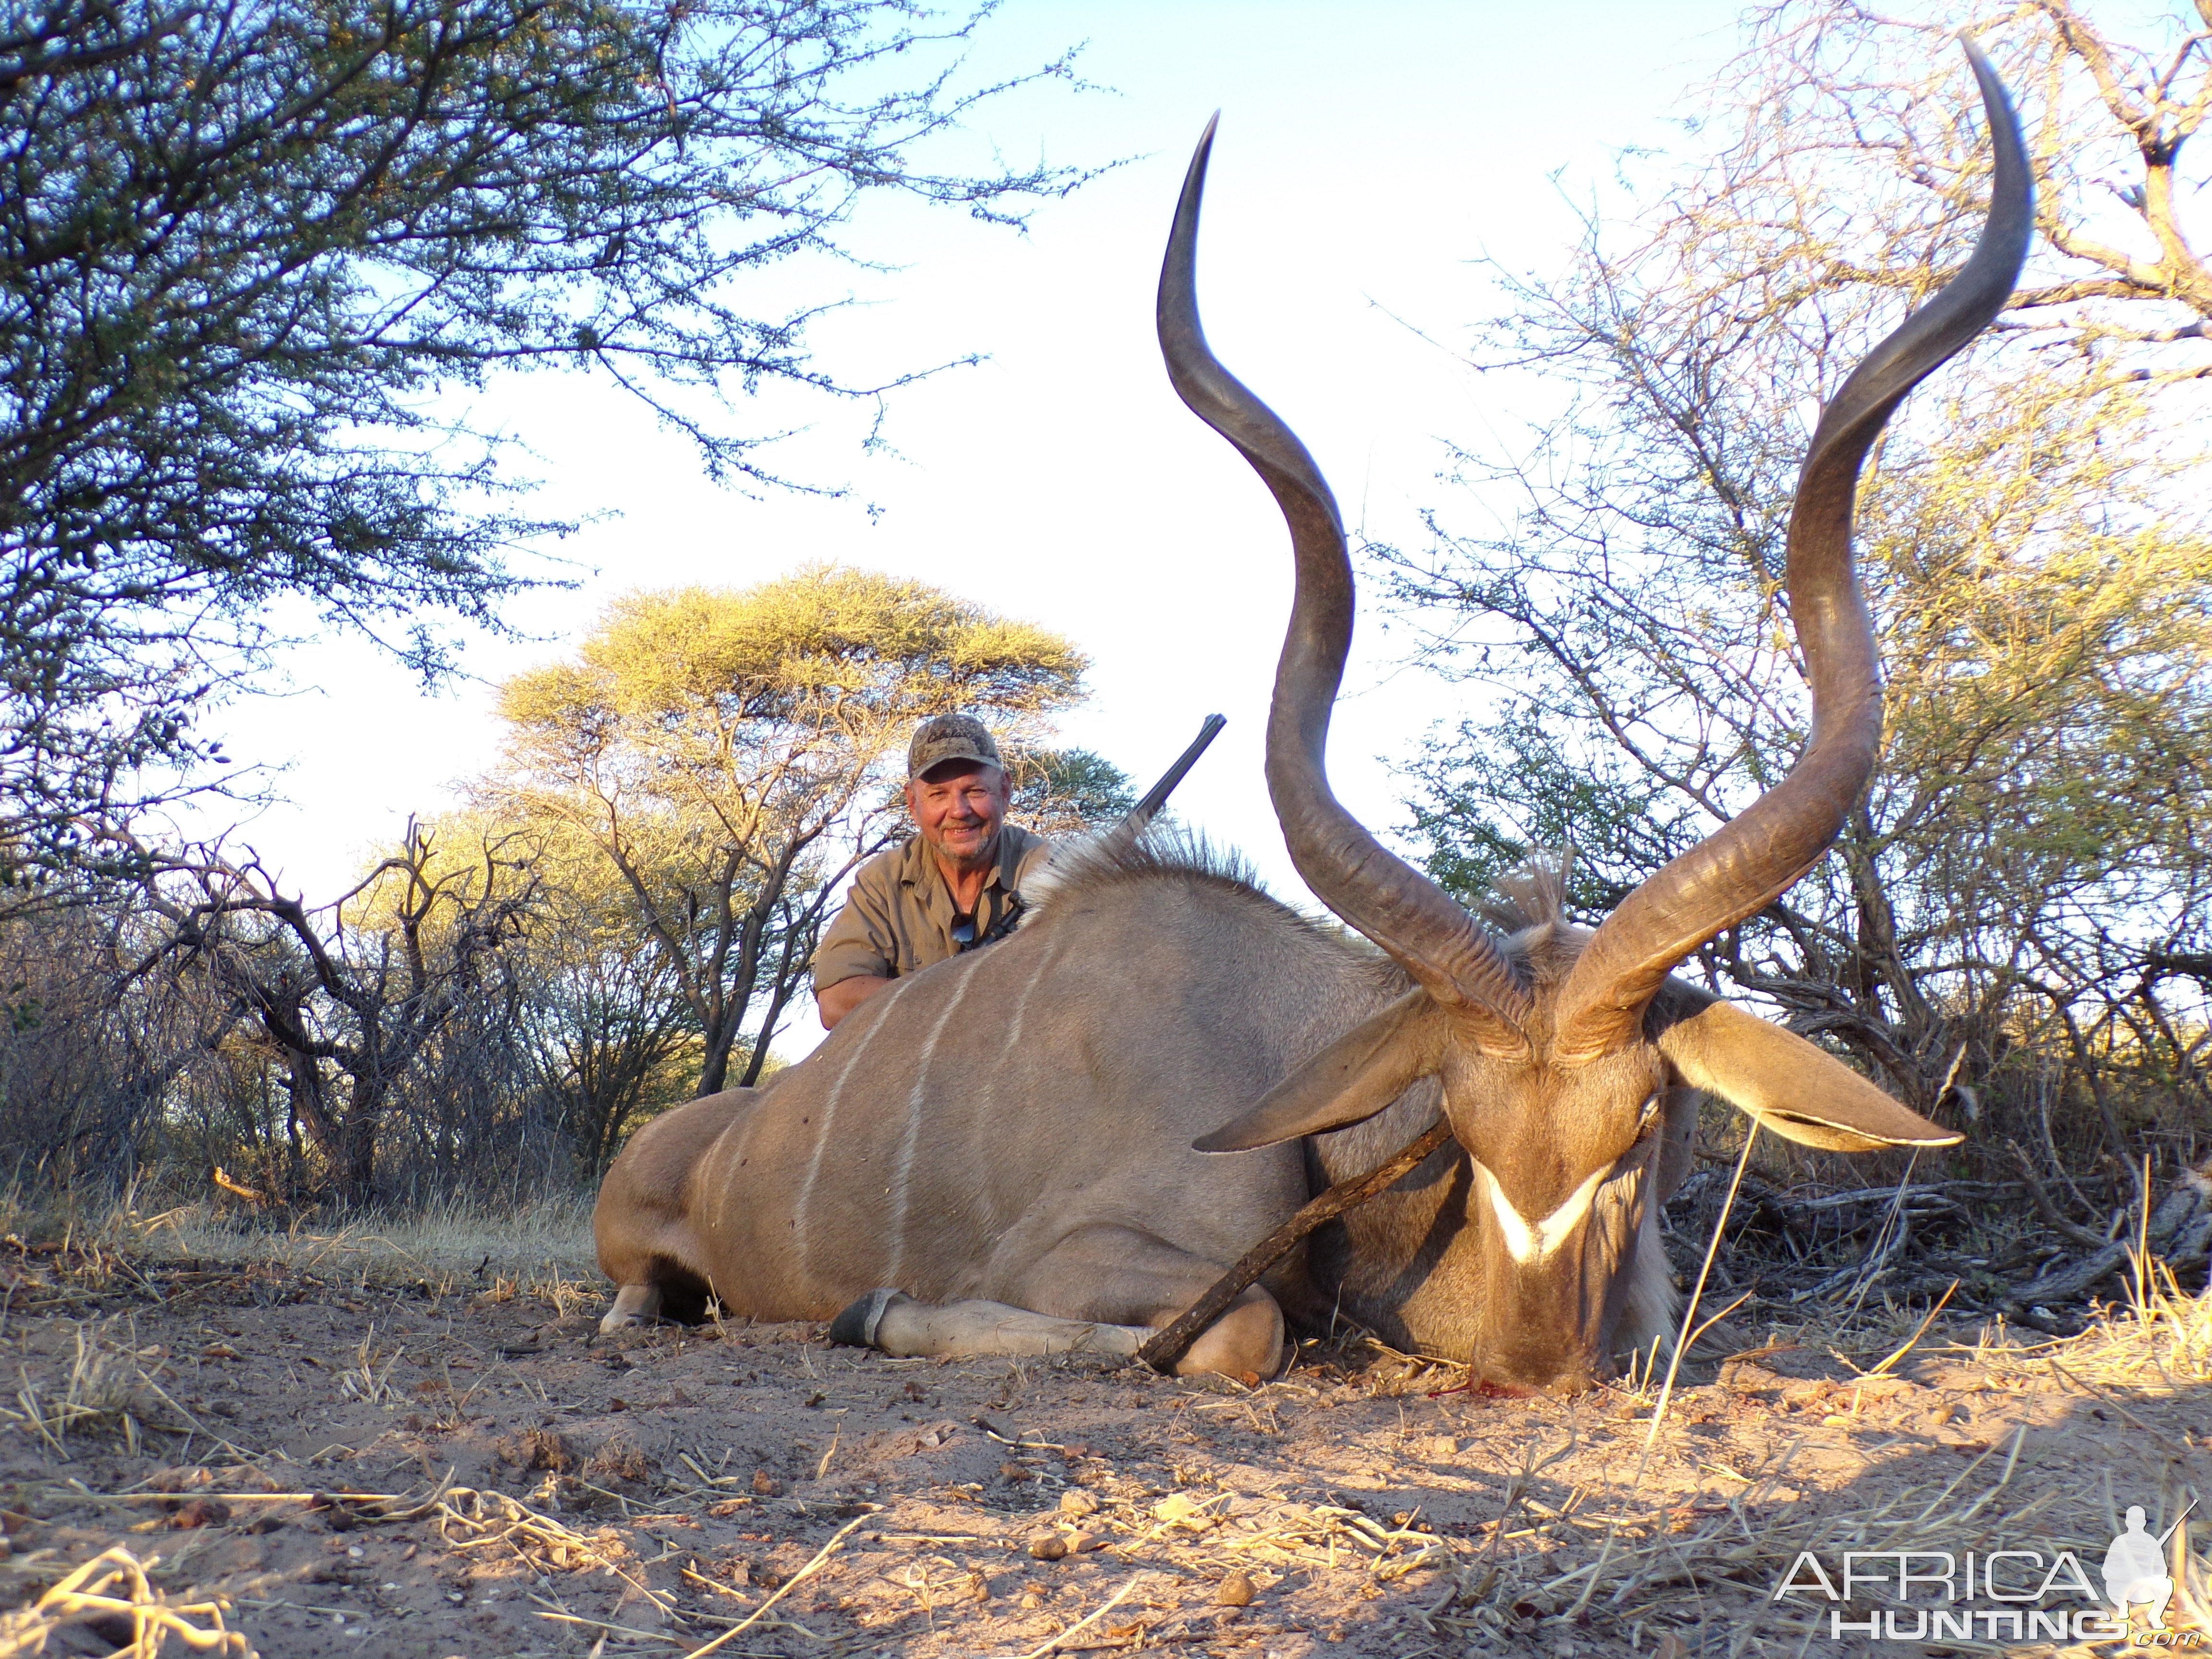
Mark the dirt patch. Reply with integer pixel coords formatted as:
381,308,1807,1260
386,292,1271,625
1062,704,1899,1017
0,1238,2207,1656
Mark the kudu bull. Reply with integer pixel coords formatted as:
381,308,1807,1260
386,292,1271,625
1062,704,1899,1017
595,49,2030,1391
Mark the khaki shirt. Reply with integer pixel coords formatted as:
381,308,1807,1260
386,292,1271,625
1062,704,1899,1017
812,825,1052,993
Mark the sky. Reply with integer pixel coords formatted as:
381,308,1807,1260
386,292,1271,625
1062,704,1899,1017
182,0,1751,1053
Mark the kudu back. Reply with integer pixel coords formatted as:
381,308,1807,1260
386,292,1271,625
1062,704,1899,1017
594,49,2030,1391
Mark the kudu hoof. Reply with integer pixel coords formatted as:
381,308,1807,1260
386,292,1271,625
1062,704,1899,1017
828,1287,912,1348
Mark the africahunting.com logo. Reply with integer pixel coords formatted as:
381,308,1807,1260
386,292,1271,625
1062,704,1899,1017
1771,1505,2199,1643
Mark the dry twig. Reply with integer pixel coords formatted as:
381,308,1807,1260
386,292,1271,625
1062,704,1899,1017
0,1546,250,1657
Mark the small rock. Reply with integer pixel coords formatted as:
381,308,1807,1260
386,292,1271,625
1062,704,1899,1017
1068,1530,1107,1553
1028,1534,1069,1561
168,1498,230,1530
1059,1491,1099,1517
1215,1571,1256,1607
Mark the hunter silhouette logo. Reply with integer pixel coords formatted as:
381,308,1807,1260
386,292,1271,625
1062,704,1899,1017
2105,1503,2193,1631
1770,1504,2200,1643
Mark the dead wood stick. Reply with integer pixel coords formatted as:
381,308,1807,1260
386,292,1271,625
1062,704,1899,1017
2007,1141,2108,1250
211,1166,271,1206
1137,1121,1453,1373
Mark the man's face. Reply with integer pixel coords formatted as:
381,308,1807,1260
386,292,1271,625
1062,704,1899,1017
907,760,1009,867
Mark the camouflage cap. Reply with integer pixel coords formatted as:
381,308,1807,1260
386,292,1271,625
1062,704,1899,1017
907,713,1002,781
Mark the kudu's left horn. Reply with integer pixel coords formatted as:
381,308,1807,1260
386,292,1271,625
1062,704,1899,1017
1548,40,2033,1065
1157,114,1535,1057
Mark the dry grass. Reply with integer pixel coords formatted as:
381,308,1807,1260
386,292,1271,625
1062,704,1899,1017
0,1545,250,1657
133,1192,597,1285
0,1186,599,1302
0,1320,183,1460
1986,1252,2212,1390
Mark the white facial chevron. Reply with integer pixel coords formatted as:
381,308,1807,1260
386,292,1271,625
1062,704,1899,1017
1477,1159,1614,1266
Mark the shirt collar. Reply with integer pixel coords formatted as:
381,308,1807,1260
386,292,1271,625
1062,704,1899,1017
898,827,1017,892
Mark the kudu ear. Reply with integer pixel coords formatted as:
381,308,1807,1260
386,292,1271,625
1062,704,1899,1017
1653,995,1960,1153
1195,989,1445,1152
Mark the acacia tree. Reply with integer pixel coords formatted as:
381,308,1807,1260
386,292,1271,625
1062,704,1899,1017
1382,0,2212,1178
131,822,539,1202
1006,748,1136,835
0,0,1091,873
483,565,1088,1096
0,897,217,1191
495,817,699,1180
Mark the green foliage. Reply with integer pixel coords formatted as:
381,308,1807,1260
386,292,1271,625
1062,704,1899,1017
501,566,1087,746
1007,748,1136,835
1381,3,2212,1170
0,0,1090,870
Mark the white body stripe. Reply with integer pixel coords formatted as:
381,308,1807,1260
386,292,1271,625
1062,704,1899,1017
794,978,908,1270
1000,930,1063,1059
1476,1159,1612,1265
886,964,977,1284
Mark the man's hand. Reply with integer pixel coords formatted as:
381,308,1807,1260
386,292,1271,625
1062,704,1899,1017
819,974,891,1031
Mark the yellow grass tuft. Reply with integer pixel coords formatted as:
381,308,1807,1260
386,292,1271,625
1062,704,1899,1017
0,1546,250,1657
0,1322,171,1459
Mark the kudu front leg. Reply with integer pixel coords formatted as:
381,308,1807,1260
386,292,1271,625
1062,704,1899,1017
827,1224,1287,1379
829,1291,1152,1359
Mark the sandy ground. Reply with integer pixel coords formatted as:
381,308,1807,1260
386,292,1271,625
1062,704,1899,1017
0,1235,2207,1658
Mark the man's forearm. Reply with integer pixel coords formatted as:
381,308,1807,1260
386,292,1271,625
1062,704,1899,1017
818,974,890,1030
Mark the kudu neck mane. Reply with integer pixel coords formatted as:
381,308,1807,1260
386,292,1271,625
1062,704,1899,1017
1471,856,1589,998
1022,829,1411,983
1019,828,1270,916
1028,834,1591,1007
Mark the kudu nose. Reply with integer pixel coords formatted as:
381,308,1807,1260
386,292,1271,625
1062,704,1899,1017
1470,1326,1610,1395
1474,1359,1601,1397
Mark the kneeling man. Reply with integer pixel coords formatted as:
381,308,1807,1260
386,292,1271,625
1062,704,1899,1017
813,714,1051,1030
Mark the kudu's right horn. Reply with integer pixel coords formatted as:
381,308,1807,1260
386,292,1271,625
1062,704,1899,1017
1548,40,2032,1066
